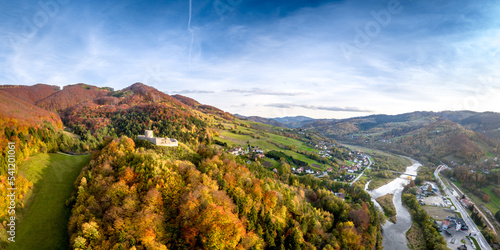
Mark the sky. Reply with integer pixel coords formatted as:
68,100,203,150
1,0,499,119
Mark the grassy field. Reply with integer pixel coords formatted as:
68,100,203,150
343,144,393,158
453,181,500,215
376,193,397,223
216,127,330,169
8,153,90,250
480,185,500,214
343,144,412,166
367,175,397,190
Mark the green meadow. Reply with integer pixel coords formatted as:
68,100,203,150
8,153,90,250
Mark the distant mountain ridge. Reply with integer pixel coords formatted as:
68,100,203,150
238,111,500,164
234,114,286,127
299,111,500,165
172,94,234,119
237,115,318,128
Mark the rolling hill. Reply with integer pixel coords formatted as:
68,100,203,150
35,83,112,113
301,111,500,165
0,84,60,104
234,114,287,127
237,115,318,128
0,90,62,129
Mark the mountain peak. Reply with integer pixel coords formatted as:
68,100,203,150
125,82,157,93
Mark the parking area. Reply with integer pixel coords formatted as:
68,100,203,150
423,206,456,221
440,226,476,250
423,195,446,206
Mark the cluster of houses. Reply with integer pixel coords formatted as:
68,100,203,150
318,150,332,158
379,139,392,144
227,143,369,183
416,182,439,203
291,167,329,177
228,147,246,155
228,146,265,158
456,157,500,174
340,165,360,174
313,141,339,158
339,154,369,174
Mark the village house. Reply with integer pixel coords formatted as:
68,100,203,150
460,198,473,209
229,147,244,155
442,216,468,231
253,147,264,154
137,130,178,146
334,193,345,201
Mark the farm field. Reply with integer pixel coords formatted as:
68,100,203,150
8,153,90,250
215,123,334,169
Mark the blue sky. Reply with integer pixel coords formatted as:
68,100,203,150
1,0,499,118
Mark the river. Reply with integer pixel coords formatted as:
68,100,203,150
365,160,421,250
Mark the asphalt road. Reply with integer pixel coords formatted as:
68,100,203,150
350,155,372,186
434,165,492,250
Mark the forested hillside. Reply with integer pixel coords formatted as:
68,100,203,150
172,94,234,120
303,111,500,165
36,83,113,113
68,136,381,249
60,83,216,149
0,84,60,104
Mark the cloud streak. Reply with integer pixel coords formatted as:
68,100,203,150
264,103,373,113
172,90,215,94
225,88,310,96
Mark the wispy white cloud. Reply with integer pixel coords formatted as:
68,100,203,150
172,89,215,94
225,88,310,96
265,103,373,113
